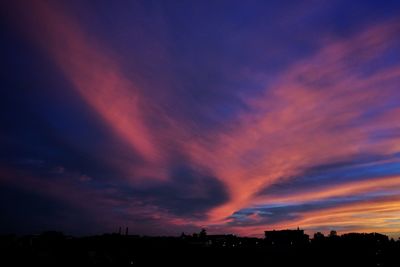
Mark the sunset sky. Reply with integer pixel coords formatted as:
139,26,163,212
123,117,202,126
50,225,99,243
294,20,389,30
1,0,400,237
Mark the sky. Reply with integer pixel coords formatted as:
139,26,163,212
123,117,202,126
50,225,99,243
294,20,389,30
1,0,400,237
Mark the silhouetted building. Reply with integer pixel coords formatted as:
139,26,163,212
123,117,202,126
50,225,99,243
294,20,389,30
341,232,389,243
264,228,309,246
206,234,237,247
1,229,399,267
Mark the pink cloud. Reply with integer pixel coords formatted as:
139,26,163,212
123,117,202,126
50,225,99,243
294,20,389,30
15,1,163,167
6,1,400,235
185,18,400,227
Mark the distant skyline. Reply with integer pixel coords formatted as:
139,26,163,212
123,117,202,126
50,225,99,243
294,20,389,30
1,0,400,237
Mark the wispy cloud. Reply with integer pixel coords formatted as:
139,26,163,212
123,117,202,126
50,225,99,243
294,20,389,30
3,0,400,236
186,18,400,231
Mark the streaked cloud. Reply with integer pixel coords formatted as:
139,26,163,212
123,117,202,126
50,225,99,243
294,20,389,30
1,0,400,236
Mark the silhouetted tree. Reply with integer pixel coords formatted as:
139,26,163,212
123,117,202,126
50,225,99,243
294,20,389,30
199,229,207,239
329,230,337,238
1,229,399,267
313,232,325,241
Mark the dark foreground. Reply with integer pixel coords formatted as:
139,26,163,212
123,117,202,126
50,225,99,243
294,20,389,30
1,231,399,266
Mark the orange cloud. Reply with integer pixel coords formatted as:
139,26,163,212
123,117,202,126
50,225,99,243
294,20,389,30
222,194,400,237
290,196,400,236
254,174,400,206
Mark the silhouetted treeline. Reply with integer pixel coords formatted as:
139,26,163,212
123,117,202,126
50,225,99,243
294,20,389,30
1,229,399,266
